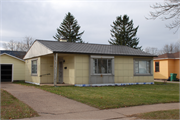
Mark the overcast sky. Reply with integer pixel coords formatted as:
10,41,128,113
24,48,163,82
0,0,179,50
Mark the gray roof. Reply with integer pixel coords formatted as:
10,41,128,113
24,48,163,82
0,50,26,59
37,40,156,57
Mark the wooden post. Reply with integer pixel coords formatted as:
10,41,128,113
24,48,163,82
54,53,58,86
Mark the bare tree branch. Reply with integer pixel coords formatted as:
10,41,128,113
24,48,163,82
2,36,35,51
147,0,180,33
144,40,180,55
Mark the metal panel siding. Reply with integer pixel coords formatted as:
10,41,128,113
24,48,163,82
24,41,53,59
0,54,25,80
25,57,40,84
63,55,75,84
75,55,89,84
114,56,154,83
89,55,115,84
40,56,54,84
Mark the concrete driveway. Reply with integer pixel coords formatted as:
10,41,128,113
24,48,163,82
1,82,179,119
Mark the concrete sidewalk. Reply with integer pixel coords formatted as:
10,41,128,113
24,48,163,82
1,83,179,120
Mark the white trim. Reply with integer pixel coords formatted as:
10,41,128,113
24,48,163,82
0,53,25,62
91,55,114,59
133,58,153,76
31,59,38,76
12,64,13,82
0,64,13,82
75,82,154,87
24,41,53,60
154,58,180,60
90,56,114,76
25,81,40,85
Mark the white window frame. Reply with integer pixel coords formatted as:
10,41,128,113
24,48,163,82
133,58,153,76
90,55,114,75
31,59,38,76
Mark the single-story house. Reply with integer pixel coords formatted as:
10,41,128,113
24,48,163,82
0,50,26,82
154,51,180,80
23,39,156,86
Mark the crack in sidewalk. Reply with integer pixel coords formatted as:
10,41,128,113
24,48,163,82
39,109,100,115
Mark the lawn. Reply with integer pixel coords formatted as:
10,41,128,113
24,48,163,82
14,82,179,109
1,89,39,119
130,109,179,119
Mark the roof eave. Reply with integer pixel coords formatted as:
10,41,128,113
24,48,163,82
53,51,157,57
0,53,25,62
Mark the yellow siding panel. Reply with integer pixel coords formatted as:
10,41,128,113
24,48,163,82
82,77,89,84
40,56,53,84
74,55,89,84
154,60,169,79
63,55,75,84
115,56,154,83
168,59,175,77
0,54,25,80
25,57,40,84
174,59,180,79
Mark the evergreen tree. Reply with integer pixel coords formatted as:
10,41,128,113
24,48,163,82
53,12,84,43
109,15,141,49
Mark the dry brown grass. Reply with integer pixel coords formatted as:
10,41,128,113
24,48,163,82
1,89,39,119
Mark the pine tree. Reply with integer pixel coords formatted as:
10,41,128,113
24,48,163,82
53,12,84,43
109,15,141,49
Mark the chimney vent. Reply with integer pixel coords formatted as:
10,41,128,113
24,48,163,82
59,38,67,42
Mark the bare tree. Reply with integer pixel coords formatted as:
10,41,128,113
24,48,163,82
147,0,180,33
163,42,180,53
144,40,180,55
3,40,18,51
144,47,159,55
174,40,180,52
23,36,34,51
163,44,172,53
2,36,35,51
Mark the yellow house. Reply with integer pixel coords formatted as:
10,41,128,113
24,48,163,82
0,51,26,82
154,52,180,80
23,39,157,86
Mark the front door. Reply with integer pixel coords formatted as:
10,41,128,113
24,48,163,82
59,61,63,83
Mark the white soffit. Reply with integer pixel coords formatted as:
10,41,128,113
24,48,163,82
24,41,53,59
90,55,114,59
154,58,180,60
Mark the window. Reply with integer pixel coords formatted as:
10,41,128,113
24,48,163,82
31,60,37,75
155,62,159,72
93,59,112,74
134,59,152,75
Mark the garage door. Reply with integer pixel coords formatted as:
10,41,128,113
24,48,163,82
1,64,12,82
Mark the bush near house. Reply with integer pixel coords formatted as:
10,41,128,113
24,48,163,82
14,82,179,109
1,89,39,119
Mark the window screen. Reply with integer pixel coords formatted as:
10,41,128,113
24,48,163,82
134,60,151,75
155,62,159,72
32,60,37,75
93,59,112,74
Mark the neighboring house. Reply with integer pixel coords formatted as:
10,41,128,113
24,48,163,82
154,52,180,80
0,50,26,82
23,40,156,86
